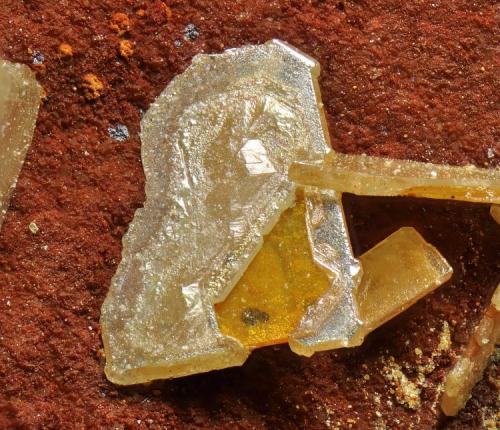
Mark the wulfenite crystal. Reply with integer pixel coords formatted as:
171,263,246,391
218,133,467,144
289,152,500,204
441,285,500,416
100,40,331,384
0,59,42,230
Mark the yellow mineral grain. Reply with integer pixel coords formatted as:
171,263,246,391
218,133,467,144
160,2,173,19
58,43,73,58
441,285,500,416
216,197,452,350
490,205,500,224
354,227,452,340
119,40,134,59
110,12,130,36
81,73,104,100
289,152,500,204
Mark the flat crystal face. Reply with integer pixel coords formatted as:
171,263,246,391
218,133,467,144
289,152,500,204
0,60,42,230
100,40,331,384
355,227,453,335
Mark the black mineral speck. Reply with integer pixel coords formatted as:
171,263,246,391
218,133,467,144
108,124,129,142
241,308,270,326
183,23,200,41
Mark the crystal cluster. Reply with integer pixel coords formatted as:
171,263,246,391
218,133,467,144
0,60,42,230
441,286,500,416
216,195,452,354
100,40,331,384
289,152,500,204
101,40,494,391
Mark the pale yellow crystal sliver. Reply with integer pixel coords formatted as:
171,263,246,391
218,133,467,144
441,285,500,416
289,152,500,204
0,60,42,230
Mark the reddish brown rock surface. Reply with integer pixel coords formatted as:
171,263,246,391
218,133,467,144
0,1,498,429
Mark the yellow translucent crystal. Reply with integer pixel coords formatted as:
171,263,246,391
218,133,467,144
100,40,331,384
441,285,500,416
491,205,500,224
215,192,332,349
216,195,452,352
289,152,500,204
0,60,42,230
354,227,453,340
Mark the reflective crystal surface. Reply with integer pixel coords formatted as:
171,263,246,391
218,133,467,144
289,188,363,355
100,40,331,384
289,152,500,204
0,60,42,230
441,285,500,416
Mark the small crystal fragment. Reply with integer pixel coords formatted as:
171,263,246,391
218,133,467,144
289,152,500,204
28,221,39,234
441,285,500,416
0,59,43,230
490,205,500,224
100,40,331,384
183,23,200,41
108,124,129,141
31,51,45,65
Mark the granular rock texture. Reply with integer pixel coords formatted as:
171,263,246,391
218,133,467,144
0,1,498,429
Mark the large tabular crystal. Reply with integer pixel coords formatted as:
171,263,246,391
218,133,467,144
0,60,42,230
100,40,331,384
289,152,500,204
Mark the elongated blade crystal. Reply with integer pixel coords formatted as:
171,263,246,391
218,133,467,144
100,40,331,384
0,60,42,229
289,152,500,204
441,286,500,416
